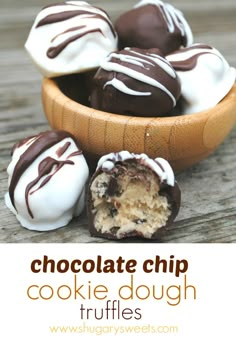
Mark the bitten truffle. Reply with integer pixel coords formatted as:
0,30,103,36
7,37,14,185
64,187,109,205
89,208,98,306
25,1,118,77
90,47,181,117
166,43,236,114
5,130,89,231
115,0,193,55
87,151,181,240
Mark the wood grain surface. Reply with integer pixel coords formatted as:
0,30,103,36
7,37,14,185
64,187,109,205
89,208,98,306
0,0,236,243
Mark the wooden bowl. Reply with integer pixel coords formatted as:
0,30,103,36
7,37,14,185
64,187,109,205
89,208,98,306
42,75,236,171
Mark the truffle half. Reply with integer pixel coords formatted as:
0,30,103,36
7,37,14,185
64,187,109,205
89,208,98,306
87,151,181,240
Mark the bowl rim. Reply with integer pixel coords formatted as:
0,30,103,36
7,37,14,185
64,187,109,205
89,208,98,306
42,77,236,127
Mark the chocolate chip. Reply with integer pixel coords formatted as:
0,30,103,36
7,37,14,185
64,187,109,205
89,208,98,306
106,176,119,197
135,219,147,225
110,207,118,218
110,226,120,234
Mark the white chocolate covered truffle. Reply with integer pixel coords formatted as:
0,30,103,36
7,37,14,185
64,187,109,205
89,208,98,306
5,130,89,231
166,43,236,114
25,1,118,77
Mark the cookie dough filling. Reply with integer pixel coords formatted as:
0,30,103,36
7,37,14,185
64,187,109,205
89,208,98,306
90,161,171,239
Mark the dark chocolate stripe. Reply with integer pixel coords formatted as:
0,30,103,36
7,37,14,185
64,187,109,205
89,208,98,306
170,52,215,71
170,44,213,56
51,25,86,42
154,160,165,173
36,10,116,38
11,135,35,156
47,28,104,58
56,141,71,157
36,10,88,27
9,130,73,212
25,156,74,218
67,150,83,158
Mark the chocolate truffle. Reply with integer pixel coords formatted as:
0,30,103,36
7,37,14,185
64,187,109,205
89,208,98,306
90,47,181,117
5,130,89,231
25,1,118,77
166,43,236,114
115,0,193,55
87,151,181,240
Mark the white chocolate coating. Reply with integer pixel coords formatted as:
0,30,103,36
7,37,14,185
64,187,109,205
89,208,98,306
135,0,193,47
5,131,89,231
101,48,177,105
97,151,175,187
166,43,236,114
25,1,118,77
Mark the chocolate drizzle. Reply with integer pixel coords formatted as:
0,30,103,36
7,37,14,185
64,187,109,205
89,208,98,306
9,130,76,213
158,3,186,41
36,9,116,38
171,44,212,53
168,45,221,71
36,10,88,27
51,25,86,42
25,157,74,218
67,150,83,158
11,135,35,156
56,141,71,157
169,52,213,71
47,28,104,58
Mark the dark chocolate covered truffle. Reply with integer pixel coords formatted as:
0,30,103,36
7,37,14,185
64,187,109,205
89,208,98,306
90,47,181,117
115,0,193,55
87,151,181,240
